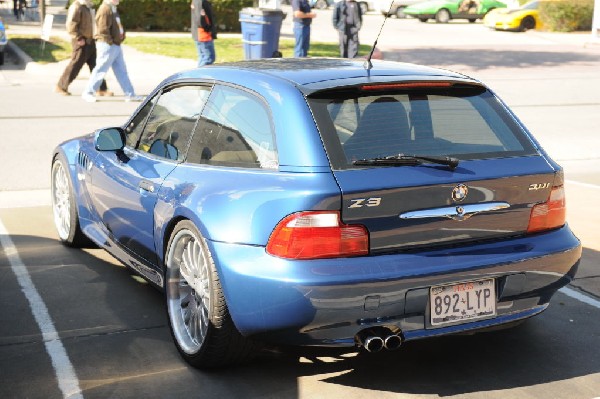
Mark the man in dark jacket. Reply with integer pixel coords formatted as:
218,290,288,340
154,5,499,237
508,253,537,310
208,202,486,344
191,0,217,66
332,0,362,58
56,0,110,96
81,0,141,102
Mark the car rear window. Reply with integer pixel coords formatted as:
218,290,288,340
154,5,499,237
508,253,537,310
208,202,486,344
307,83,537,169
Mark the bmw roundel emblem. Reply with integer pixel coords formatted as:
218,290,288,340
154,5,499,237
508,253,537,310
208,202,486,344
451,184,469,203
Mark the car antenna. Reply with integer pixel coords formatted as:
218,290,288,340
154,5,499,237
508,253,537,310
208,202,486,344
364,1,393,71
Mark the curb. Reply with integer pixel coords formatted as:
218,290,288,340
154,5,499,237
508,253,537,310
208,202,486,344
6,39,45,74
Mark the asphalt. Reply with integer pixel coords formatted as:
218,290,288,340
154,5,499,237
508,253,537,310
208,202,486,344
1,0,598,300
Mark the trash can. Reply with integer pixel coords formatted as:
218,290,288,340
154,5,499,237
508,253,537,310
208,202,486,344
239,8,286,59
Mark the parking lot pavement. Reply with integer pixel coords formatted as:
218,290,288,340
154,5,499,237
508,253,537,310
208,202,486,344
1,3,598,301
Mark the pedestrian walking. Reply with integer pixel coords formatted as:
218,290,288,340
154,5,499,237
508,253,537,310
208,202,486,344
332,0,362,59
291,0,316,58
191,0,217,67
13,0,25,20
81,0,142,103
55,0,111,97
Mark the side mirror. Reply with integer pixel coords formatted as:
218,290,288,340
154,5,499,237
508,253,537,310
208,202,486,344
95,128,125,151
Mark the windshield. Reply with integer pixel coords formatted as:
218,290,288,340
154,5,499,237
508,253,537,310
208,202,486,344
307,83,537,169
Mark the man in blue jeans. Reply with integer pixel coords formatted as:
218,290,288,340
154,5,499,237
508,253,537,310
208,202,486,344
81,0,142,103
291,0,316,57
191,0,217,66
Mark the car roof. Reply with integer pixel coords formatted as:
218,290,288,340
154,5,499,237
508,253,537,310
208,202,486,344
169,58,478,94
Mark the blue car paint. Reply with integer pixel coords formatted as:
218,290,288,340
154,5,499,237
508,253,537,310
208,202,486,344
53,59,582,350
210,225,579,343
153,164,342,266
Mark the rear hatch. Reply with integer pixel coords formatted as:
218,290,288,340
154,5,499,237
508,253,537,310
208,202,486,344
308,81,559,252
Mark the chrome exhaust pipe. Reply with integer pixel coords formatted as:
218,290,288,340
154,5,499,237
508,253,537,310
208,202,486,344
383,334,402,351
356,330,385,353
363,336,384,353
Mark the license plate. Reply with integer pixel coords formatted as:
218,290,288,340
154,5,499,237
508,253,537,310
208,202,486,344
430,279,496,326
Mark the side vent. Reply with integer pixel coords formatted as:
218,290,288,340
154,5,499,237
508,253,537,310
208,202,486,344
77,151,91,171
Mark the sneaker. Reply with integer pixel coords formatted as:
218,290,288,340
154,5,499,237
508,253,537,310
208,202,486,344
55,86,71,96
82,93,97,103
125,95,144,102
96,90,114,97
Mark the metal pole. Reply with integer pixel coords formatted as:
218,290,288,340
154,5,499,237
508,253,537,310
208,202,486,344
40,0,46,25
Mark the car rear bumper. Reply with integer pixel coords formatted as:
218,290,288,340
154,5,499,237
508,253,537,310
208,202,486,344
211,225,581,346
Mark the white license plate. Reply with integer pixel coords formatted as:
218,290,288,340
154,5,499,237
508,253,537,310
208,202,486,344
430,279,496,326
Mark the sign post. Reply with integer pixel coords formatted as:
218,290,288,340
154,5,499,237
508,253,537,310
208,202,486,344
593,0,600,40
40,13,53,52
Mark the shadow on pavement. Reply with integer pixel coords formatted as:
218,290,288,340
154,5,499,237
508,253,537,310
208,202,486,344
1,231,598,398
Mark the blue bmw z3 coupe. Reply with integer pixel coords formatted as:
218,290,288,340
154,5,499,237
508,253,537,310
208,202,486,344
51,58,581,368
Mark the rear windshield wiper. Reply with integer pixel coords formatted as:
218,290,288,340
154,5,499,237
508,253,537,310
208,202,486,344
353,154,460,169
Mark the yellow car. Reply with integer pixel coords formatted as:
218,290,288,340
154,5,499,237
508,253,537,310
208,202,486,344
483,0,542,31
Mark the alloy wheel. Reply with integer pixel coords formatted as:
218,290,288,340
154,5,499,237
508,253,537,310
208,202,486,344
166,229,211,355
51,160,71,241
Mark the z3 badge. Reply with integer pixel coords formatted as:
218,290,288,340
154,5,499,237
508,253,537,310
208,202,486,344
348,197,382,208
529,183,551,191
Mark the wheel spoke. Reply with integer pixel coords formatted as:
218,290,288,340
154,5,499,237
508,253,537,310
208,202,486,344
166,227,211,355
52,161,72,240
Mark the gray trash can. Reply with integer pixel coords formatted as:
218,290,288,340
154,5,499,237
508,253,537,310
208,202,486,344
239,8,286,59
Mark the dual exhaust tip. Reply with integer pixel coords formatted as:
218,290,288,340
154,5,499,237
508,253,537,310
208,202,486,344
356,329,403,353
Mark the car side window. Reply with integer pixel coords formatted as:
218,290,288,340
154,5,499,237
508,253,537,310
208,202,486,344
137,85,211,161
186,85,278,169
125,95,158,148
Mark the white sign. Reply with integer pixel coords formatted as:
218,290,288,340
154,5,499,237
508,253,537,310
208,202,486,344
41,14,54,41
593,0,600,39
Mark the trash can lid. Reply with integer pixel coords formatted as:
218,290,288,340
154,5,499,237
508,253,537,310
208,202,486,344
240,7,286,16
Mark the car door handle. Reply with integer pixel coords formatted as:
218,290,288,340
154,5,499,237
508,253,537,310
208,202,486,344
138,180,155,193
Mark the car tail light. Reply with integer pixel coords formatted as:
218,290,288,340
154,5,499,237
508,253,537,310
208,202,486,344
266,211,369,260
527,184,566,234
360,82,452,91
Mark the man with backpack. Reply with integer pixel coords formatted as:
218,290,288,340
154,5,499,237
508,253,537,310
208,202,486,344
191,0,217,66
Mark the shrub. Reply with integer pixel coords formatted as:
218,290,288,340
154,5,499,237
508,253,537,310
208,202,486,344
82,0,253,32
538,0,594,32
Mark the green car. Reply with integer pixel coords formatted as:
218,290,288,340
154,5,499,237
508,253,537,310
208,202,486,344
404,0,507,23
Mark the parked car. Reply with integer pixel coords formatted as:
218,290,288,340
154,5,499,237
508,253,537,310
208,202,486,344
52,58,581,368
0,17,7,66
375,0,422,18
310,0,334,9
404,0,507,23
332,0,374,14
483,0,542,31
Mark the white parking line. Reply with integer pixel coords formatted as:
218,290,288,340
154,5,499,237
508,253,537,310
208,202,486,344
559,287,600,309
0,218,83,399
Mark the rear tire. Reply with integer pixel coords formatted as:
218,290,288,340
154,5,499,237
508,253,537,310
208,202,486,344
435,8,450,23
51,154,91,247
520,16,536,31
165,220,260,368
395,6,406,18
359,1,368,14
315,0,328,9
419,17,429,23
0,51,4,66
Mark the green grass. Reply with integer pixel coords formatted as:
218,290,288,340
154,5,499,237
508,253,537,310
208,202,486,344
10,35,72,64
124,36,371,62
11,34,371,63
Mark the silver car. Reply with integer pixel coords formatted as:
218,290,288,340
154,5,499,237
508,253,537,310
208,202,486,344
376,0,421,17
